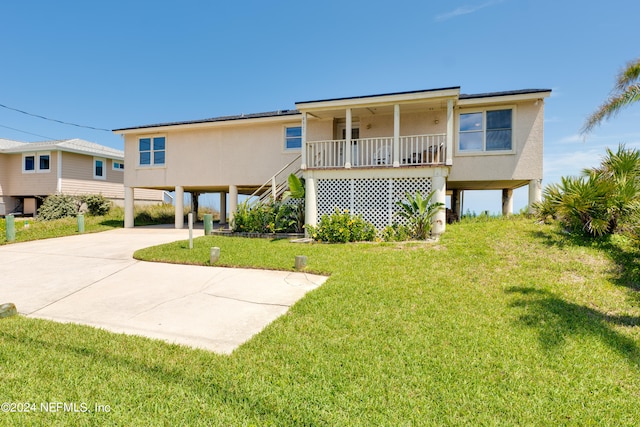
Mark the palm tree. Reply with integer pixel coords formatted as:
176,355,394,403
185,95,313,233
582,57,640,134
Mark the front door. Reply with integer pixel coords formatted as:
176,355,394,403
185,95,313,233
339,126,359,166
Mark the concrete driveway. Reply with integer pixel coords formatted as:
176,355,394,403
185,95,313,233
0,226,327,353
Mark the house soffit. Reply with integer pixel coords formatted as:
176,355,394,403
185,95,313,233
302,97,457,120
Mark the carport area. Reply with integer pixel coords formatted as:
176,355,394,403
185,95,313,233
0,226,327,354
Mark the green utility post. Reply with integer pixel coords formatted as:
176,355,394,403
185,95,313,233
204,214,213,235
5,214,15,242
77,214,85,233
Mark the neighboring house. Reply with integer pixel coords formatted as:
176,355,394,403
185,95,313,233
114,86,551,234
0,138,164,216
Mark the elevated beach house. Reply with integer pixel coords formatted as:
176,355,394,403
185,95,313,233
0,138,164,216
114,86,551,234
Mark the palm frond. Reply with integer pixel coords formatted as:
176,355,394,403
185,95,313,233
615,57,640,91
581,84,640,134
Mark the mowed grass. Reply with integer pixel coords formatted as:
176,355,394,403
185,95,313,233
1,216,639,425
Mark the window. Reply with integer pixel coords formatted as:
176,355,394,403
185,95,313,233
285,126,302,150
94,158,106,180
39,154,50,171
24,155,35,172
23,152,51,173
459,109,513,152
139,136,166,166
113,161,124,170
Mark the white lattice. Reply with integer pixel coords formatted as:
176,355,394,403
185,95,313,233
317,177,433,230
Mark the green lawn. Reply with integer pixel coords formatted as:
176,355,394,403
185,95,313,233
1,216,639,425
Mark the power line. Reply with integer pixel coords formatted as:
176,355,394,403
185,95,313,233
0,123,56,141
0,102,111,132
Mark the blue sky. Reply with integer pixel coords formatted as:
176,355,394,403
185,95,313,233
1,0,639,213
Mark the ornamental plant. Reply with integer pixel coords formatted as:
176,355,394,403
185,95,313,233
306,209,376,243
395,190,444,240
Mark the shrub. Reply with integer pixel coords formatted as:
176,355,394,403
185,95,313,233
533,144,640,237
381,224,412,242
38,194,81,220
306,209,376,243
395,190,444,239
81,194,112,216
232,200,301,233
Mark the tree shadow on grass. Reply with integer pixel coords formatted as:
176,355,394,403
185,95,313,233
505,286,640,368
530,229,640,307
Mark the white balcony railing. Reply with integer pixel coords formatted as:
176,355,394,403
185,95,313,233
306,134,446,169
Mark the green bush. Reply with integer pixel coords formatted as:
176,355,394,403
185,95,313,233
306,209,376,243
395,190,444,239
381,223,412,242
533,144,640,237
232,200,301,233
37,194,81,221
81,194,112,216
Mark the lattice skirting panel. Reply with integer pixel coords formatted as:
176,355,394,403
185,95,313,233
316,177,433,230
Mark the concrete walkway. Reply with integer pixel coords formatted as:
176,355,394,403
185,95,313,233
0,226,327,353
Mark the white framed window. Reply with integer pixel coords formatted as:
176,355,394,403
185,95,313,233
22,152,51,173
94,157,106,180
113,160,124,171
284,126,302,150
458,108,514,153
23,154,36,173
139,136,166,166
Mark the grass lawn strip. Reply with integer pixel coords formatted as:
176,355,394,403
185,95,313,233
1,216,639,425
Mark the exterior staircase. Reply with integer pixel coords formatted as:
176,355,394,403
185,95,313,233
250,154,302,204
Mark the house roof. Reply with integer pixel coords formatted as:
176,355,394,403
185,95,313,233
459,89,552,100
295,86,462,106
0,138,26,149
113,109,301,132
113,87,552,132
0,138,123,159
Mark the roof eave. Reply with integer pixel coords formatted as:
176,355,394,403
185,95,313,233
114,111,302,134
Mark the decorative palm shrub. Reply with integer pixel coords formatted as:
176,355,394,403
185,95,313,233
534,144,640,237
394,190,444,240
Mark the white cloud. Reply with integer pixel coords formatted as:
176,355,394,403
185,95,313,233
435,0,505,21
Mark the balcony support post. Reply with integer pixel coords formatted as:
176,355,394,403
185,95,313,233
393,104,400,167
345,108,352,169
301,112,307,170
446,99,454,165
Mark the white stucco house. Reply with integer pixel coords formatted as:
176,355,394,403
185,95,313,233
0,138,164,216
113,86,551,234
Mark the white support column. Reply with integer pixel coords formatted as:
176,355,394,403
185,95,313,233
446,99,454,166
528,179,542,213
228,184,238,227
219,192,227,225
345,108,352,169
301,112,307,170
124,186,134,228
393,104,400,167
175,186,184,229
56,150,62,193
502,189,514,216
304,173,317,236
431,168,447,236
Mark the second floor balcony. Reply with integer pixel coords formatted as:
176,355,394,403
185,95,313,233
305,133,447,169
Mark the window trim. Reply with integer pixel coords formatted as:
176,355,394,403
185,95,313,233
112,160,125,171
22,152,51,173
456,106,516,156
93,157,106,180
284,125,302,151
22,154,36,173
138,135,167,167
